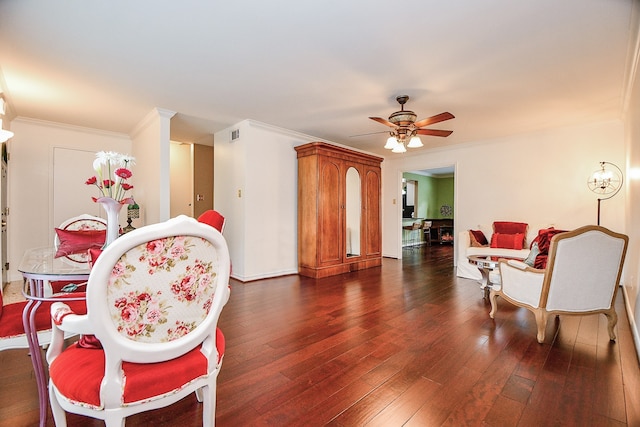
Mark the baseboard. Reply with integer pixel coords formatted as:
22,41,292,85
231,268,299,283
621,284,640,362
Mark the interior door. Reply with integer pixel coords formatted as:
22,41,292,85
170,142,193,218
193,144,213,218
364,165,381,257
1,146,7,286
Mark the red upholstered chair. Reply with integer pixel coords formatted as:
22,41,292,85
46,215,231,426
51,214,107,294
0,288,86,351
0,213,101,351
197,209,226,233
54,214,107,266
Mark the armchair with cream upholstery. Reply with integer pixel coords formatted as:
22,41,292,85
46,215,231,426
489,225,628,343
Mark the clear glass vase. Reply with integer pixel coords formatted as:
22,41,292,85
96,197,130,248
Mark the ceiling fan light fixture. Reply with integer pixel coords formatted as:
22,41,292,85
367,95,454,153
407,135,423,148
391,142,406,153
384,135,398,149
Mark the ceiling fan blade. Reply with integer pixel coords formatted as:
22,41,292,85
369,117,396,127
416,128,453,137
350,130,392,137
413,112,455,128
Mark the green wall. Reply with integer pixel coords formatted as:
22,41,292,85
403,172,454,219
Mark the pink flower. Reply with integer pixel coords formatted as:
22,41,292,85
145,309,162,324
174,324,189,337
126,323,145,337
180,274,196,290
199,274,212,291
146,240,165,255
115,168,132,179
203,298,212,313
148,256,168,268
170,244,186,259
121,304,139,323
112,261,127,277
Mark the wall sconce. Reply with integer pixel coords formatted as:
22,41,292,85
587,161,623,225
123,200,140,233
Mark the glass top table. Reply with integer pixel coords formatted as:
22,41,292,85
18,246,91,427
18,246,91,277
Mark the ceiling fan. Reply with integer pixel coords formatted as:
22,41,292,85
368,95,454,153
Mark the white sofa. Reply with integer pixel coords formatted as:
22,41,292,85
456,226,538,281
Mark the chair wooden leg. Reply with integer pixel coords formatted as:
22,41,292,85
489,290,499,318
605,308,618,341
49,385,68,427
533,309,547,343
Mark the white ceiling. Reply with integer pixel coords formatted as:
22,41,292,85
0,0,635,157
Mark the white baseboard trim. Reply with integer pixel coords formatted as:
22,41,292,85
231,268,299,283
621,285,640,362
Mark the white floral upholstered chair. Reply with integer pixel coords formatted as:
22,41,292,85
489,225,628,343
46,215,231,426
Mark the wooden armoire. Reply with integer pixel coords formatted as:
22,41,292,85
295,142,383,278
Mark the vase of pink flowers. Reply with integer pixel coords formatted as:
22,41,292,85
85,151,135,248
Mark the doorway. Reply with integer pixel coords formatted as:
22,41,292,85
402,179,418,219
1,144,6,286
170,142,214,219
401,165,455,256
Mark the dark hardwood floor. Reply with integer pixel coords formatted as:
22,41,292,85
1,244,639,426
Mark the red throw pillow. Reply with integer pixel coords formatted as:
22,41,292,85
534,254,548,269
533,228,567,254
493,221,528,235
490,232,525,249
469,229,488,247
55,228,106,258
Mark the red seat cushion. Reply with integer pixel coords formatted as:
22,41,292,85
0,294,87,339
49,328,225,407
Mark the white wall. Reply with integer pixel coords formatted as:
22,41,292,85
622,0,640,359
214,120,316,282
7,118,131,281
130,108,175,225
169,141,193,217
213,120,248,279
382,120,626,263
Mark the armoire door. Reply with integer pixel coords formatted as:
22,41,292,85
317,155,343,266
364,165,381,257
